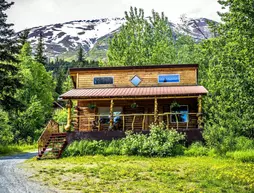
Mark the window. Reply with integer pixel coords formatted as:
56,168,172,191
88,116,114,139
158,74,180,83
98,107,122,124
94,77,113,85
130,75,142,86
171,105,188,123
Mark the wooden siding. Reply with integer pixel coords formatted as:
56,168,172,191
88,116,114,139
71,67,197,88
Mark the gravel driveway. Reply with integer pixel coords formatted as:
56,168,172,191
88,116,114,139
0,152,55,193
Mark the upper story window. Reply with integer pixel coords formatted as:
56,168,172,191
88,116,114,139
130,75,142,86
158,74,180,83
94,77,114,85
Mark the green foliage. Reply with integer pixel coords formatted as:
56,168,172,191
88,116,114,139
0,108,13,145
122,123,185,156
53,109,68,124
106,7,196,66
0,143,37,156
226,150,254,163
18,43,55,116
204,125,254,154
10,42,55,142
64,123,185,157
197,0,254,149
184,142,209,157
13,98,45,141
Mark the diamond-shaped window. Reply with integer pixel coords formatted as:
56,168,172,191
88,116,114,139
130,75,141,86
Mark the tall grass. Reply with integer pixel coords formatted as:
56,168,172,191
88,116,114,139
0,144,37,156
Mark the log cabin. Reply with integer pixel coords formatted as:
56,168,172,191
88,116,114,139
38,64,208,159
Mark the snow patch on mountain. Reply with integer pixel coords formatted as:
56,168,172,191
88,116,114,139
17,17,215,59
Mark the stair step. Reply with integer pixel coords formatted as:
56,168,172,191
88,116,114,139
38,132,67,160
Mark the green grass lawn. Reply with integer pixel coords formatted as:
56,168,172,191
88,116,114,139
24,156,254,193
0,144,37,156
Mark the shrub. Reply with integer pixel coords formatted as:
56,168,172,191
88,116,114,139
226,150,254,163
204,125,254,155
184,142,209,157
64,122,186,157
64,140,110,156
204,126,237,154
234,136,254,151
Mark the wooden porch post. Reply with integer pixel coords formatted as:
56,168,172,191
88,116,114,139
65,99,73,131
154,97,158,123
109,99,114,129
197,95,203,129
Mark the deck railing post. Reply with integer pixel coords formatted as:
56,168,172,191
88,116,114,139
197,95,202,129
122,115,125,131
166,114,169,129
64,100,72,131
109,99,114,130
154,97,158,123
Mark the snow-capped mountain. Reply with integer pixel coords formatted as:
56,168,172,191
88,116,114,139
17,17,216,60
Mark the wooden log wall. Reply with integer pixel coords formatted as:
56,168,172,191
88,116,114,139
75,98,198,131
71,67,197,88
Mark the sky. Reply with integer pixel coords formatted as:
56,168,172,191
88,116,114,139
7,0,222,32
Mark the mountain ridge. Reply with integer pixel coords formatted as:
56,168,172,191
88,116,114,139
16,17,216,61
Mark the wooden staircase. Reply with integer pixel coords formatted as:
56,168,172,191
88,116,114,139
38,120,68,159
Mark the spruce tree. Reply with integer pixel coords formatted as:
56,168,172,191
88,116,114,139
18,28,30,46
77,46,84,67
35,32,47,66
0,0,22,110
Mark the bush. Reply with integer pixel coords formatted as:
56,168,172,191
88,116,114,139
204,126,254,155
64,123,186,157
226,150,254,163
234,136,254,151
64,140,110,156
184,142,209,157
204,126,237,154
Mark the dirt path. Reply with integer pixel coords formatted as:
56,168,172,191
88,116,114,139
0,152,55,193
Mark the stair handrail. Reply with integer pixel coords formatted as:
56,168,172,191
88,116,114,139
38,120,59,156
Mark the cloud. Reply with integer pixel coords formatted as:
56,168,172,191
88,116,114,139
7,0,222,31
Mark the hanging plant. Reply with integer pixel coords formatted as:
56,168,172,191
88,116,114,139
131,102,138,109
170,101,180,110
88,103,96,110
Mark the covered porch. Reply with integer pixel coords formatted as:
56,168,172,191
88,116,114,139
60,86,208,142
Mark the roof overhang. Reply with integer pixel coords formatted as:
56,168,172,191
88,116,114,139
60,86,208,100
69,64,198,73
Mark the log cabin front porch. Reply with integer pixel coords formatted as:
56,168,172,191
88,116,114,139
60,87,207,143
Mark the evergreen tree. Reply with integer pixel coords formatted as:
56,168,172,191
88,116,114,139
18,28,30,46
35,32,47,66
76,46,84,67
0,0,22,110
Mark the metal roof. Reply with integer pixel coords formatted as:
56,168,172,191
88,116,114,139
60,86,208,99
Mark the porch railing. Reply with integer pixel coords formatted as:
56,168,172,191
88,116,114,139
72,112,201,131
38,120,59,155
